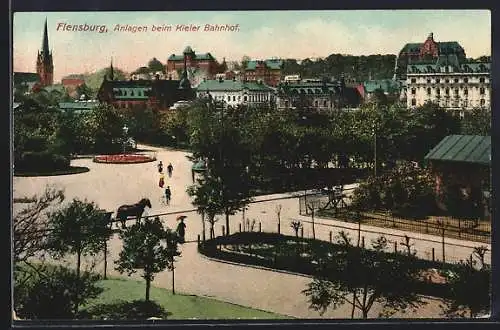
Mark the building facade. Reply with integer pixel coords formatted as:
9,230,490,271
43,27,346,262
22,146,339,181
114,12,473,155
98,60,194,110
275,79,361,112
406,60,491,114
36,19,54,87
243,59,283,87
196,78,274,108
166,46,221,86
395,33,466,81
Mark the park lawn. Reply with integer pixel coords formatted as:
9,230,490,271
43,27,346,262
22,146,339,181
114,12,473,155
84,277,292,320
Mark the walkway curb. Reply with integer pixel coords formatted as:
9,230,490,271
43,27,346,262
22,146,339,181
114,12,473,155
198,250,313,280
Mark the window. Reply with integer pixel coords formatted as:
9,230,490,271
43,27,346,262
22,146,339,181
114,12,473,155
427,88,431,95
411,78,416,83
480,77,485,83
411,99,416,106
445,88,450,95
464,88,468,96
411,88,416,95
436,88,440,95
436,78,440,84
445,79,449,83
323,100,327,107
314,100,318,107
238,96,241,101
244,95,247,102
454,88,459,95
464,78,469,83
463,100,468,108
233,96,236,101
480,99,485,107
480,87,485,95
454,78,459,83
227,95,231,101
427,79,431,84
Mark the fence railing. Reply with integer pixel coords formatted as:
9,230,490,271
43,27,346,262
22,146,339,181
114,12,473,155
298,191,491,244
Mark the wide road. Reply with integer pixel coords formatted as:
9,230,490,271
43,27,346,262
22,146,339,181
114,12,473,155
12,145,490,318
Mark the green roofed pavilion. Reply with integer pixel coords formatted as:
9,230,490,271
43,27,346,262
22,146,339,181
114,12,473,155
424,135,491,166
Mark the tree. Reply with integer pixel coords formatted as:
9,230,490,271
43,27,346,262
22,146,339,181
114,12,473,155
460,107,491,136
148,57,165,72
45,198,112,314
302,236,425,318
14,265,102,320
75,83,95,100
115,217,180,301
86,104,125,153
440,256,490,318
13,186,65,265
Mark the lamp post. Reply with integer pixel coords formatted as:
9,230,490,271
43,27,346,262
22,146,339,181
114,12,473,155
122,124,129,154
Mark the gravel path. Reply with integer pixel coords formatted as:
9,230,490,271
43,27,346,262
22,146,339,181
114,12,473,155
13,144,487,319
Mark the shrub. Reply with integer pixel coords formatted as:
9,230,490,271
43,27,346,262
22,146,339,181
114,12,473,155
17,150,70,172
14,265,103,320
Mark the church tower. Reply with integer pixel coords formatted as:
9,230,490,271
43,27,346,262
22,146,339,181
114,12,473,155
36,19,54,86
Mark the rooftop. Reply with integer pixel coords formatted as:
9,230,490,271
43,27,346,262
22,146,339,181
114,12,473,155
425,135,491,166
196,79,274,92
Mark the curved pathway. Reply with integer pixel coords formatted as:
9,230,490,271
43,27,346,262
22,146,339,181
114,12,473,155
13,144,488,318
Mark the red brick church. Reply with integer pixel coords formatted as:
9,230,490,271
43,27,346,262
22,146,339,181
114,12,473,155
36,19,54,86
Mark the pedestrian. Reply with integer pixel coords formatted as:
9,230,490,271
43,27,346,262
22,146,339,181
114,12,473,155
164,186,171,205
159,173,165,188
157,161,163,173
167,162,173,178
176,217,186,243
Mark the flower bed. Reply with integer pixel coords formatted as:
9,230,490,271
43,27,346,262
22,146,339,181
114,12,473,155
93,154,155,164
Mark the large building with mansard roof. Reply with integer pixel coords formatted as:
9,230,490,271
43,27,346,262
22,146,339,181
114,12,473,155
405,58,490,115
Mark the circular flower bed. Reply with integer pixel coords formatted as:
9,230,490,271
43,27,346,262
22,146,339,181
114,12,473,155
93,154,155,164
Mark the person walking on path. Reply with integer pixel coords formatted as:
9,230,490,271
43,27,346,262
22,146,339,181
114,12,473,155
167,162,173,178
164,186,171,205
157,161,163,173
159,173,165,188
176,217,186,243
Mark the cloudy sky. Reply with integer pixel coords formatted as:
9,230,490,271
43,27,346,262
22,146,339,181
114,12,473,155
13,10,491,82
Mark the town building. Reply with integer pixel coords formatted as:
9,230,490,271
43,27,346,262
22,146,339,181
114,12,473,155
195,78,275,108
394,33,466,81
166,46,221,86
98,59,195,110
61,77,85,98
36,19,54,87
275,78,362,112
59,98,99,114
425,135,491,220
360,79,403,103
243,59,283,87
406,59,491,114
13,72,41,98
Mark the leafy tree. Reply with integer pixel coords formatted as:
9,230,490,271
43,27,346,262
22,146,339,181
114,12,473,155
147,57,165,73
115,217,180,300
86,104,125,153
45,198,112,314
76,83,95,100
460,107,491,136
14,265,103,320
351,161,435,218
440,257,490,318
302,238,425,318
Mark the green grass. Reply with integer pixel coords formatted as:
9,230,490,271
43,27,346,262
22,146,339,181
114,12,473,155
83,277,291,320
14,166,90,177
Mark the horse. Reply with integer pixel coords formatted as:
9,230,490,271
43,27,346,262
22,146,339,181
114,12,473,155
116,198,152,229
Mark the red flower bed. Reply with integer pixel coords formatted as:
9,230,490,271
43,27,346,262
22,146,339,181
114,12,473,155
93,154,155,164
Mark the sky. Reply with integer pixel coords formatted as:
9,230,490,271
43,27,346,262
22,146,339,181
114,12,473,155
13,10,491,82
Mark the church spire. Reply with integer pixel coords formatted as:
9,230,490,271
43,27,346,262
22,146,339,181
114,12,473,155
109,57,114,80
42,18,50,56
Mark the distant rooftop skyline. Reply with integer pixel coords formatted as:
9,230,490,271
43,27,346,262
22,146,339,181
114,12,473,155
13,10,491,82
